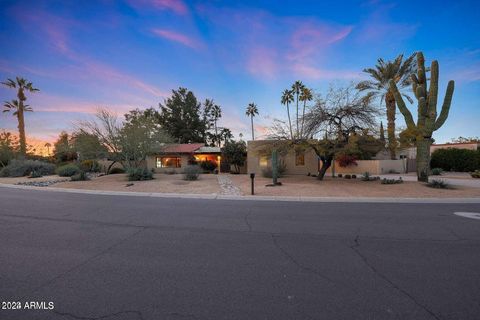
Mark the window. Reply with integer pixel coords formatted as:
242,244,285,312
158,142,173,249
156,157,181,168
259,156,268,167
295,151,305,166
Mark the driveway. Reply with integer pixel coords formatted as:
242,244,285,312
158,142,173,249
1,186,479,319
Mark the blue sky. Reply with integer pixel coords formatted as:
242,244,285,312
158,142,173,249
0,0,479,144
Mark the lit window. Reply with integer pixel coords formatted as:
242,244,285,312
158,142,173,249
156,157,181,168
295,151,305,166
259,156,268,167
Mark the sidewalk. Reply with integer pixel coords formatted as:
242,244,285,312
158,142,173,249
378,173,480,188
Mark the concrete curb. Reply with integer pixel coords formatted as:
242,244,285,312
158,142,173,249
1,183,480,203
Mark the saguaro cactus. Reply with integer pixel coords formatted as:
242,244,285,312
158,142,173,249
389,52,454,182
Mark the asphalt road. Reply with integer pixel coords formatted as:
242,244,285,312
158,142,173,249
1,187,479,320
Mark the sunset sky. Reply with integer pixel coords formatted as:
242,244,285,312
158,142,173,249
0,0,479,144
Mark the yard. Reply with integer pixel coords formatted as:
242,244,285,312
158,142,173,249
1,172,479,198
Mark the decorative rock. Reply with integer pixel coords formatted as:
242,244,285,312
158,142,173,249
217,175,242,196
15,179,69,187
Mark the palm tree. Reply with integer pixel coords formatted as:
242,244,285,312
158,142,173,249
245,103,259,141
281,89,294,140
2,77,39,158
211,104,222,147
299,87,313,139
356,53,416,159
291,80,305,138
44,142,52,155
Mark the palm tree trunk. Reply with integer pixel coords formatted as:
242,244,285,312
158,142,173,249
17,107,27,158
300,100,306,139
296,94,299,139
386,91,397,160
287,103,293,141
250,115,255,141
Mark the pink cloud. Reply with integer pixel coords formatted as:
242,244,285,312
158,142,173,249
126,0,188,15
151,28,202,49
246,47,279,79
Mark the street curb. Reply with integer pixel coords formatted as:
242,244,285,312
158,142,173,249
1,183,480,203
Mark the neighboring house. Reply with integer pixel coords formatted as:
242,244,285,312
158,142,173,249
146,143,222,173
247,140,406,175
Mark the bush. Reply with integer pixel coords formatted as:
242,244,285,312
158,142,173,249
0,159,56,177
29,170,43,178
344,174,351,179
352,174,357,179
127,167,153,181
431,168,443,175
109,167,125,174
361,172,380,181
337,173,342,178
71,171,89,181
381,178,403,184
471,170,480,178
80,160,100,172
427,179,450,189
430,148,480,172
57,164,81,177
337,154,358,167
183,165,200,181
199,160,217,173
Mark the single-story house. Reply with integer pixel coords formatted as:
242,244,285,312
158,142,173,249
146,143,222,173
247,140,407,175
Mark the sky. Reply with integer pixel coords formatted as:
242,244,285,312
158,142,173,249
0,0,479,146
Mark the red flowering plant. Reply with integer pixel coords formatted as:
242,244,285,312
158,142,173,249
337,154,358,167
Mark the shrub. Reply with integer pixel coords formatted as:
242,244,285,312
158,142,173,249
80,160,100,172
430,148,480,172
344,174,351,179
381,178,403,184
471,170,480,178
352,174,357,179
199,160,217,173
127,167,153,181
71,171,89,181
337,154,358,167
0,159,55,177
427,179,450,189
361,172,380,181
29,170,43,178
57,164,81,177
183,165,200,181
109,167,125,174
431,168,443,175
337,173,342,178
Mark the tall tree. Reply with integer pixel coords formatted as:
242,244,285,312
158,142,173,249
291,80,305,138
281,89,294,140
0,130,18,167
299,87,313,138
158,88,206,143
44,142,52,156
356,53,416,159
245,103,259,141
379,121,386,146
2,77,39,158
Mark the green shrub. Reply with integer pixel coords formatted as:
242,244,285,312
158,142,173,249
29,170,43,178
361,172,380,181
431,168,443,175
80,160,100,172
470,170,480,178
0,159,55,177
430,148,480,172
427,179,450,189
199,160,217,173
381,178,403,184
183,165,200,181
71,171,89,181
57,164,81,177
127,167,153,181
109,167,125,174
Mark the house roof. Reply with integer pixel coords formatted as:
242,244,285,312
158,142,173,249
194,146,221,154
159,143,205,154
